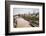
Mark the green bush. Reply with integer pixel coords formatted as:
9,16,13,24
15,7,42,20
22,15,39,21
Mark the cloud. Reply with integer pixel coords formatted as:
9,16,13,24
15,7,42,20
13,8,39,15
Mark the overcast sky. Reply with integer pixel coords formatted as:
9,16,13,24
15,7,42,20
13,8,39,15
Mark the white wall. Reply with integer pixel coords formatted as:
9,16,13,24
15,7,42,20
0,0,46,36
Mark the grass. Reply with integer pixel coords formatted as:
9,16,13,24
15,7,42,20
21,15,39,21
21,15,39,27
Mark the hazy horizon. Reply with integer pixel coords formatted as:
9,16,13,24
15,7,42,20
13,8,39,15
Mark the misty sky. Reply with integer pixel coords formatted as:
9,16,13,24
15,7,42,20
13,8,39,15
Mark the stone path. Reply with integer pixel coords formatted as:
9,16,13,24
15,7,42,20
16,17,31,28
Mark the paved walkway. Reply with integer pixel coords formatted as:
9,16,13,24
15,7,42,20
16,17,31,28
